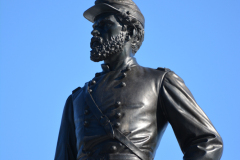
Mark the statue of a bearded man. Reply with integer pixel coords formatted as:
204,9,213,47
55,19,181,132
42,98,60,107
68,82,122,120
55,1,223,160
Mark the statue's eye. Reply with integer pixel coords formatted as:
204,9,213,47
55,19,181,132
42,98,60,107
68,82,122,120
104,23,113,29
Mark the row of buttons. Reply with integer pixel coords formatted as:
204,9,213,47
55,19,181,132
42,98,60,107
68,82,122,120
84,65,132,155
107,66,131,151
84,65,132,126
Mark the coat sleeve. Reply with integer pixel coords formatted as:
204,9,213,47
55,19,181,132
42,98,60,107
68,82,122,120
160,71,223,160
54,95,77,160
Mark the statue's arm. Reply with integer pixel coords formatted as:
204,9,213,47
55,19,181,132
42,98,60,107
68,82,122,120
54,95,77,160
160,71,223,160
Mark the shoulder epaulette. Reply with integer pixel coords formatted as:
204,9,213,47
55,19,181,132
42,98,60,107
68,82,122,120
72,87,82,94
95,72,102,77
157,67,171,72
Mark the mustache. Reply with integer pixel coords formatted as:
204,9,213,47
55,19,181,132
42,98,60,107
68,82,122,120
90,36,103,48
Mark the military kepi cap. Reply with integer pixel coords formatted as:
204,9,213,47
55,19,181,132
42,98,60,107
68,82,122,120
84,0,145,27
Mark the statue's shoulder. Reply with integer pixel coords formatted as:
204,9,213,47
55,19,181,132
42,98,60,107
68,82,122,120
155,67,185,84
63,86,84,114
72,86,82,94
71,86,85,101
139,66,171,73
156,67,171,72
138,66,172,82
155,67,172,81
140,66,172,75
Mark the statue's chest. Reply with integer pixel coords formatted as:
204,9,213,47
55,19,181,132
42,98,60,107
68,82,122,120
89,68,159,117
73,66,164,151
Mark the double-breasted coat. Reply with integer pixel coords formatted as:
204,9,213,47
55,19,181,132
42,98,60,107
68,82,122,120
55,58,223,160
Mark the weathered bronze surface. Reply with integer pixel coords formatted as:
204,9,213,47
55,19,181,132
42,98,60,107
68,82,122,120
55,1,223,160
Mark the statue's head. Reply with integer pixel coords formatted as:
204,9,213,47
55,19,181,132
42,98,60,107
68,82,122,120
84,0,145,62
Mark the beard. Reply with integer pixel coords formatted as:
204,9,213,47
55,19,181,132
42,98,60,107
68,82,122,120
90,32,126,62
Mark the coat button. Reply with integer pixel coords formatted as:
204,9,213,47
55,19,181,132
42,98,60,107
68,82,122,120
121,82,126,87
91,80,96,85
116,113,122,119
111,146,117,152
116,101,121,107
84,121,89,127
89,89,92,93
84,110,89,115
115,122,121,128
122,73,127,78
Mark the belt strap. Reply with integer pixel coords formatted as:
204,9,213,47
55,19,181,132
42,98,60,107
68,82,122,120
84,83,115,139
84,83,149,160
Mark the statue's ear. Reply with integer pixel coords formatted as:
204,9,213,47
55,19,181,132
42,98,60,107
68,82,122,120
131,28,139,46
122,25,127,31
125,27,138,44
128,28,136,38
132,28,137,38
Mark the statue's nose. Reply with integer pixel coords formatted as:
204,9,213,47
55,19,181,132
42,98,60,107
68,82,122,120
91,30,100,36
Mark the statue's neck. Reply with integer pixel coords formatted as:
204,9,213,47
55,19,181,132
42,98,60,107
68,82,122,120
103,41,135,71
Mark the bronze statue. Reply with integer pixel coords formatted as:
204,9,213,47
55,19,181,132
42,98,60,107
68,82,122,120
55,0,223,159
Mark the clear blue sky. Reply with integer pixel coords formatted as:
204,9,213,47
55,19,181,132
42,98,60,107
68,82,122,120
0,0,239,159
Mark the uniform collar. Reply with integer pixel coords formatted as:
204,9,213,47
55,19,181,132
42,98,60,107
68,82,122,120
101,57,138,72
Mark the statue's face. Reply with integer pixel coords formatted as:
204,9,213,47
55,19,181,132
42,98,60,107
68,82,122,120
90,13,127,62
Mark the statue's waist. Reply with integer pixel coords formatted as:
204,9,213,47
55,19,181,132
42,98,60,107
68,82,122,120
102,153,141,160
79,153,142,160
80,138,153,160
